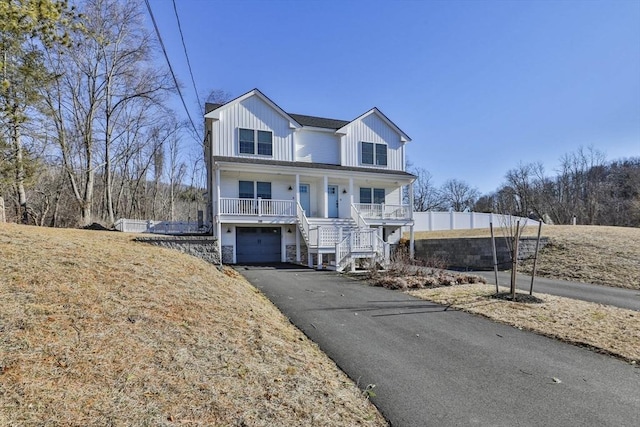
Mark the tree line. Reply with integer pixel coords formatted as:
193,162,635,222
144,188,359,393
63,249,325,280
1,0,211,228
410,147,640,227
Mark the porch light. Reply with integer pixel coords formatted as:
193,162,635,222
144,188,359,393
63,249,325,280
287,228,292,233
226,227,232,233
342,189,347,194
288,185,293,191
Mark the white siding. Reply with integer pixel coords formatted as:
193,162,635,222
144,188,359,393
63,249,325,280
212,96,294,160
294,129,340,164
387,188,401,204
340,113,405,171
219,173,295,201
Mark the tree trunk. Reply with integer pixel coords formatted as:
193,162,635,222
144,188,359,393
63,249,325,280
11,123,28,224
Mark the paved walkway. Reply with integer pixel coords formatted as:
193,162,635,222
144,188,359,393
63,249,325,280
473,271,640,311
237,265,640,427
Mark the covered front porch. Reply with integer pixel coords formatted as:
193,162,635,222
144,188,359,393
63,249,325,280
210,160,416,267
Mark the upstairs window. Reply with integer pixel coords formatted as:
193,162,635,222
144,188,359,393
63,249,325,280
360,188,385,204
257,131,273,155
239,128,273,156
239,129,255,154
361,142,387,166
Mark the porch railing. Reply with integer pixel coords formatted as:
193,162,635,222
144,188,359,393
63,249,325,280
353,203,411,220
296,202,311,244
219,197,295,216
336,229,389,271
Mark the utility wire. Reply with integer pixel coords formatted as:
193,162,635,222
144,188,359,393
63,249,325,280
144,0,200,139
172,0,202,113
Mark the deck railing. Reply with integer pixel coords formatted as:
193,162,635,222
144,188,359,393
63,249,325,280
335,229,389,271
353,203,411,220
219,197,295,216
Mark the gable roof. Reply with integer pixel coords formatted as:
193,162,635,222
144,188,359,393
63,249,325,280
204,89,411,140
204,89,302,129
336,108,411,143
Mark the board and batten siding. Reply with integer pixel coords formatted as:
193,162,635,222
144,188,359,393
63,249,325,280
212,96,294,161
294,129,340,164
340,113,405,171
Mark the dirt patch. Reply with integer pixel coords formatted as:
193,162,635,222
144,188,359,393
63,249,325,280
0,223,385,426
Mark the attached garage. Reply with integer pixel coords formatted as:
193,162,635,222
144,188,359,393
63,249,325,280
236,227,282,263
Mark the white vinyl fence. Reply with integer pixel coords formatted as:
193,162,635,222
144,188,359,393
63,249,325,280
411,211,540,232
114,218,206,234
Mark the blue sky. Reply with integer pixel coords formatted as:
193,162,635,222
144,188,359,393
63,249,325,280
147,0,640,194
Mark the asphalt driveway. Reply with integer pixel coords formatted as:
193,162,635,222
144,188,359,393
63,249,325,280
237,264,640,427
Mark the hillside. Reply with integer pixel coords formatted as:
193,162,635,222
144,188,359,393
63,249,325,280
0,224,384,426
413,225,640,290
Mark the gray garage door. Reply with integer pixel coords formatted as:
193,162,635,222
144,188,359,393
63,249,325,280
236,227,282,263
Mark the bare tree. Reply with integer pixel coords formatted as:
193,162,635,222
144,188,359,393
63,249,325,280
407,166,445,211
440,179,480,212
42,0,173,226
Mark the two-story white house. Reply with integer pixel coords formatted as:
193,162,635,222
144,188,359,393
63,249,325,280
204,89,416,271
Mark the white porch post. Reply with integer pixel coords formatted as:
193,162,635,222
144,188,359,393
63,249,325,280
323,175,328,218
215,166,222,261
349,177,354,205
409,181,415,259
295,174,301,262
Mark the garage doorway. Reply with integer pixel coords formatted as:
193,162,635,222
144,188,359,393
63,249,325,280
236,227,282,263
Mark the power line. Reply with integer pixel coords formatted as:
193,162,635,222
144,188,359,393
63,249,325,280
172,0,201,113
144,0,200,139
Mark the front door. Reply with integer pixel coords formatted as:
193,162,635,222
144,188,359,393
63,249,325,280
328,185,339,218
300,184,311,214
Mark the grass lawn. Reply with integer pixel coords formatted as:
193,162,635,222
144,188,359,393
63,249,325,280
0,223,385,426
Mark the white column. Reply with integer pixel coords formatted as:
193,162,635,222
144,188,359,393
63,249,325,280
295,173,301,263
323,175,329,218
349,177,354,206
215,167,222,261
317,253,323,270
409,182,414,220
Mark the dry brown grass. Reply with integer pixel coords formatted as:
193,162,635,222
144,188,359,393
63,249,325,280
409,284,640,363
0,223,385,426
412,225,640,290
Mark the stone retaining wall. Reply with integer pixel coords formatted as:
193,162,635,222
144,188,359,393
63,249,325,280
135,235,220,265
414,237,548,270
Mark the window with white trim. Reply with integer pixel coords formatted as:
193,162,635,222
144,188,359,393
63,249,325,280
239,128,273,156
361,142,387,166
360,188,385,204
239,181,271,199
